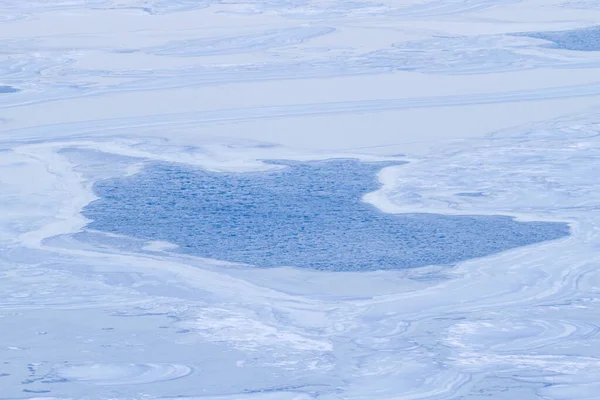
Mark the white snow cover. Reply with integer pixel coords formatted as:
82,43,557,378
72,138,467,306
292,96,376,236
2,0,600,399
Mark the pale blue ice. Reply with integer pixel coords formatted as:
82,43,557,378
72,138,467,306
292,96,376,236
2,1,600,399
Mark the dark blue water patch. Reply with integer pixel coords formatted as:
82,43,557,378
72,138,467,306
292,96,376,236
83,159,569,272
513,26,600,51
0,85,19,93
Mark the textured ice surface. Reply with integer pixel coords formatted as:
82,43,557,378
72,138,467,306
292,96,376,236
85,159,569,271
515,26,600,51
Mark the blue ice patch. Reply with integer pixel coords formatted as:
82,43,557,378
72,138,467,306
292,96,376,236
455,192,485,197
513,26,600,51
83,159,569,271
0,85,19,93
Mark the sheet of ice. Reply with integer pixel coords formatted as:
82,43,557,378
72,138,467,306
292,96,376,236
2,0,600,399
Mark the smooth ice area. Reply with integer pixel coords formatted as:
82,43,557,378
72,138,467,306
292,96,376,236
516,26,600,51
85,160,569,271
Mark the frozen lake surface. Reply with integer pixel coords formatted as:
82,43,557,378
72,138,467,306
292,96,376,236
3,0,600,399
85,159,569,271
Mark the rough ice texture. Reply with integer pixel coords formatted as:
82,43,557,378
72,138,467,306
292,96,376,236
515,26,600,51
85,159,569,271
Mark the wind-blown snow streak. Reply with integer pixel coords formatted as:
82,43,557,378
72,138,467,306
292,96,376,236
2,0,600,399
